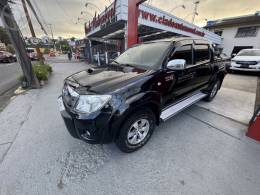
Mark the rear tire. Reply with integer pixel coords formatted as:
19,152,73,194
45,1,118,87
204,79,221,102
116,109,156,153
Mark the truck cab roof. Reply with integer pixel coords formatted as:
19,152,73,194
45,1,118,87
145,37,211,45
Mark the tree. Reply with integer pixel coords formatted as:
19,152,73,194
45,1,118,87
43,47,50,54
0,0,39,88
0,26,11,45
6,44,15,53
56,39,70,53
70,37,76,42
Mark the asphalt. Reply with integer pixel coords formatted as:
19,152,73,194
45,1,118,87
0,57,260,195
0,62,21,112
0,62,21,95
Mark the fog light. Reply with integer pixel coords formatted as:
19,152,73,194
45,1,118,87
81,130,92,139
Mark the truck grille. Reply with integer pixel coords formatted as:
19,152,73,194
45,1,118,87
236,61,258,65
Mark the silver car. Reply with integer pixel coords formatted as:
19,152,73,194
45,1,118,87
231,49,260,72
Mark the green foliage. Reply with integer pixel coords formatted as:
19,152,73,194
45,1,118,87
56,39,70,53
6,44,15,54
0,26,11,45
32,63,53,81
43,48,50,54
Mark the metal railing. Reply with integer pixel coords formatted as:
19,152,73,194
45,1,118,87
93,51,120,66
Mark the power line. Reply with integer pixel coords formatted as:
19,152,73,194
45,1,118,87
25,0,48,35
30,0,47,25
54,0,75,24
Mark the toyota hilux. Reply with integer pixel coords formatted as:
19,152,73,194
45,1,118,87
58,37,227,153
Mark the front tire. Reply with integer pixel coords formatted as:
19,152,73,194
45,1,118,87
116,109,156,153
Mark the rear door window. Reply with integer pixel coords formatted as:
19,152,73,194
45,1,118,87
194,44,210,63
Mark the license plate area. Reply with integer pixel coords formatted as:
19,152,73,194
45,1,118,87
240,64,249,68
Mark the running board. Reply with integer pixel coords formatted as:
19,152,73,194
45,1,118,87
160,92,207,121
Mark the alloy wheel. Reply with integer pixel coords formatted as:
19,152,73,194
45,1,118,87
127,119,150,145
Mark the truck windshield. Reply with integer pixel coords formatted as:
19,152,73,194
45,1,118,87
114,42,171,68
237,50,260,56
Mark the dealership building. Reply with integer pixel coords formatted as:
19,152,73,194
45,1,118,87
206,11,260,56
83,0,221,63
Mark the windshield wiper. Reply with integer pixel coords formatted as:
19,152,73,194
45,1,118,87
111,61,135,67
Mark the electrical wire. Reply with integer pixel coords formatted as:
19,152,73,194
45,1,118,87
54,0,75,24
25,0,48,35
30,0,48,25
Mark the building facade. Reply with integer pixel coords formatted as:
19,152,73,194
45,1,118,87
206,11,260,56
83,0,221,64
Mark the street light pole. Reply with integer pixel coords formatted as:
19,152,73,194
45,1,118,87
47,24,56,50
85,2,101,12
169,5,186,14
184,12,198,20
192,0,200,24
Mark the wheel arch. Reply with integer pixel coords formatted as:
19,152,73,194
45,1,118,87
217,71,226,89
111,100,161,141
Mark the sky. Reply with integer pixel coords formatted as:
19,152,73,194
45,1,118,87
3,0,260,39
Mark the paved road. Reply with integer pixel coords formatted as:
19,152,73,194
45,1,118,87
0,59,260,195
0,62,21,95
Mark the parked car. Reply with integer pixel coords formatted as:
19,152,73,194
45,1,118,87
26,48,38,61
58,38,227,153
0,51,16,63
230,49,260,72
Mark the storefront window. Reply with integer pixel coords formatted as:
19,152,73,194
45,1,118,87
235,27,258,38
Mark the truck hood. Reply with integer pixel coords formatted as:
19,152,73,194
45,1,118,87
67,65,154,94
233,56,260,61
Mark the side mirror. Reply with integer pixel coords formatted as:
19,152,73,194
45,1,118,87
232,53,237,58
167,59,186,70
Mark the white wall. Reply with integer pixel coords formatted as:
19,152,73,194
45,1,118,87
216,25,260,56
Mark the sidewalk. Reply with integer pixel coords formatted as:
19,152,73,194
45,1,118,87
0,59,260,195
0,59,88,163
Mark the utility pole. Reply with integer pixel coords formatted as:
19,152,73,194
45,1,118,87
192,0,200,24
0,0,40,88
21,0,44,64
47,24,56,50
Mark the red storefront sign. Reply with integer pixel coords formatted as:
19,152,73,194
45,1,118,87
85,0,117,34
85,0,205,43
138,9,205,37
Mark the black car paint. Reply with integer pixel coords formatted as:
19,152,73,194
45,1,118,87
60,38,227,144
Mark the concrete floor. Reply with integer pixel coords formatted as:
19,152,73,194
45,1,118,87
198,73,257,124
0,58,260,195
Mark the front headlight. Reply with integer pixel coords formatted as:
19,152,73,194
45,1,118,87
75,95,112,114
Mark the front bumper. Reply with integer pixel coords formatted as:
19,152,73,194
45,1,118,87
230,66,260,72
230,62,260,72
59,96,114,144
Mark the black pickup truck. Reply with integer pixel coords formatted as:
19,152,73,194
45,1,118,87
58,37,227,153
